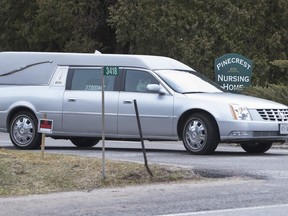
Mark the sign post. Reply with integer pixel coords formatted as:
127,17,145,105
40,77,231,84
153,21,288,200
38,114,53,159
214,53,253,93
101,66,119,179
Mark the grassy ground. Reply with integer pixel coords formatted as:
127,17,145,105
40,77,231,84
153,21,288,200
0,148,203,197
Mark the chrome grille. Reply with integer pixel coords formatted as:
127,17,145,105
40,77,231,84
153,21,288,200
257,109,288,122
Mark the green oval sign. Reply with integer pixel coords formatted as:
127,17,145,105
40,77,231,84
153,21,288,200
214,53,253,92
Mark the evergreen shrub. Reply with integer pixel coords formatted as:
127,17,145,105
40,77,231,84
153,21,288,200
242,84,288,106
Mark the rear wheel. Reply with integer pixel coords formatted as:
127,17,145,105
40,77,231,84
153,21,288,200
70,137,100,148
182,113,219,155
240,142,272,153
9,111,41,149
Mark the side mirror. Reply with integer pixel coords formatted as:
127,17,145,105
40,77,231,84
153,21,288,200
146,84,166,95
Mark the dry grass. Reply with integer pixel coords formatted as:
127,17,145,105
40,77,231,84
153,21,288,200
0,148,202,197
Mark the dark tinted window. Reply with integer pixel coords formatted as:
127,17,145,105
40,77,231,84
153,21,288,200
70,69,115,91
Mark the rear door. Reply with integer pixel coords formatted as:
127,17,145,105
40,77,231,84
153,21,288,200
62,67,119,136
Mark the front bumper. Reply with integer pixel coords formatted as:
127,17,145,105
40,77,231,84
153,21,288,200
218,120,288,142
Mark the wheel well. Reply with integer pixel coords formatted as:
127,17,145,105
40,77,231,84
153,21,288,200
7,107,37,132
177,109,220,140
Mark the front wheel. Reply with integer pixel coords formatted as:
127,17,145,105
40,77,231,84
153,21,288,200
240,142,272,153
70,137,100,148
182,113,219,155
9,111,41,149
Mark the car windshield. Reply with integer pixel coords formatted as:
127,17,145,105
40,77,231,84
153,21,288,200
155,70,223,93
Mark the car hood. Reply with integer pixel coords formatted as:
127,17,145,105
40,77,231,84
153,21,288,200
184,92,287,109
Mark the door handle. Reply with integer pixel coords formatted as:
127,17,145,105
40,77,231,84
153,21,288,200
123,100,133,104
67,98,77,102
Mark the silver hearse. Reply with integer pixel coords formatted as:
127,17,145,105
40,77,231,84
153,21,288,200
0,52,287,154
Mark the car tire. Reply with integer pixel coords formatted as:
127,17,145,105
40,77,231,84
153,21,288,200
70,137,100,148
9,111,41,149
182,113,219,155
240,142,272,153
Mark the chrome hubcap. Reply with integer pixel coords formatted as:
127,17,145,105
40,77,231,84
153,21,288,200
185,119,207,150
12,116,34,146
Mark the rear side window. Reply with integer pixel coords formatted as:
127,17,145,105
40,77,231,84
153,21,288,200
68,68,115,91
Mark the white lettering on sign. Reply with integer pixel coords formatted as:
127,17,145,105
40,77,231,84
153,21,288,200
221,83,244,91
217,75,250,82
216,58,251,71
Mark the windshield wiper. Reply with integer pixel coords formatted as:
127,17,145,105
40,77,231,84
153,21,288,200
182,91,205,94
0,60,53,77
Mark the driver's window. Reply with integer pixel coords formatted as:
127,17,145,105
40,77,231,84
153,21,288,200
125,70,159,93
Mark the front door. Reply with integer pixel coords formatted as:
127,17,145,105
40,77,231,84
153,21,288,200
118,69,174,138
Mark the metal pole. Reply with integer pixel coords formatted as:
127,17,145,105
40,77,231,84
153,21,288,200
133,99,153,177
101,67,106,179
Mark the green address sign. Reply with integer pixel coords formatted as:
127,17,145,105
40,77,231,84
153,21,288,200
103,66,119,76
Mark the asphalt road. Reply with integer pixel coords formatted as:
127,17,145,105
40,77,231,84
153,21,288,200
1,133,288,216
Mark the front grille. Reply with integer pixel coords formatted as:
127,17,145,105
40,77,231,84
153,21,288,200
257,109,288,122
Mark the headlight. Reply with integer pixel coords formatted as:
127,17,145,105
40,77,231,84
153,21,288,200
230,104,252,121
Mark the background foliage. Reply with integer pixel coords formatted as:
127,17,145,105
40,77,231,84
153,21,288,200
0,0,287,88
243,85,288,105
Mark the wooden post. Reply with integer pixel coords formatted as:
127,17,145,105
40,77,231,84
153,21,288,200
41,114,47,160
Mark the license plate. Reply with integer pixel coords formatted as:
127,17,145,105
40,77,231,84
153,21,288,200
280,123,288,134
